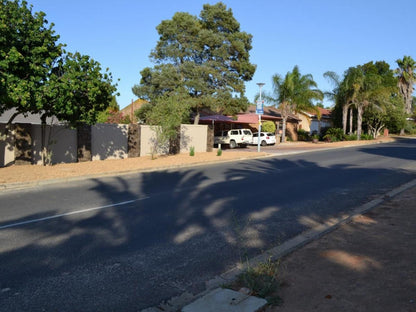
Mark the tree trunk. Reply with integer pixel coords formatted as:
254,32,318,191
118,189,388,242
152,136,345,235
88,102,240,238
342,104,349,134
281,117,287,143
193,111,200,125
356,103,363,140
349,107,353,134
41,115,47,166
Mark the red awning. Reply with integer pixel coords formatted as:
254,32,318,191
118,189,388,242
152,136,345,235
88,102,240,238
198,113,282,124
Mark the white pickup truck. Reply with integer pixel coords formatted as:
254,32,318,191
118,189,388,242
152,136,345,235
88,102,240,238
214,129,253,148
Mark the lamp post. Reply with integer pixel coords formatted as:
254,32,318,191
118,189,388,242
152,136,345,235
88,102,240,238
256,83,265,152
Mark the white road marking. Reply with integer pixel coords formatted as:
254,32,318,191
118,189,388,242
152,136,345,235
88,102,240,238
0,197,148,230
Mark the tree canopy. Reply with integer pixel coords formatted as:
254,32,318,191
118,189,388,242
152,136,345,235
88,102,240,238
0,0,117,126
132,2,256,124
264,65,322,142
395,55,415,116
329,60,406,138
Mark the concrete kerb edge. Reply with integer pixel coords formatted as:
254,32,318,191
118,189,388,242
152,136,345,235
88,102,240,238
150,177,416,312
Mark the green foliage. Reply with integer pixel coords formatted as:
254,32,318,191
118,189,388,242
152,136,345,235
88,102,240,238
323,127,345,142
264,65,322,143
236,258,282,305
360,133,373,140
134,102,154,124
261,120,276,133
0,0,118,126
329,60,405,138
297,128,310,141
216,148,222,156
45,52,117,127
0,0,63,118
147,93,190,154
396,56,416,115
189,146,195,156
132,2,256,122
345,134,357,141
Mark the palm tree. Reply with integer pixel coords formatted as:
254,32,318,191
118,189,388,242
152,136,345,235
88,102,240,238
264,66,323,142
324,71,352,134
396,56,416,115
396,56,416,135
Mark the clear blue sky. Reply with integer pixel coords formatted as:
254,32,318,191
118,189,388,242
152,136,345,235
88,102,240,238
31,0,415,109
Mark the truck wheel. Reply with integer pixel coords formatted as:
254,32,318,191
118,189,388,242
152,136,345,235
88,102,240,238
261,140,267,146
229,140,237,149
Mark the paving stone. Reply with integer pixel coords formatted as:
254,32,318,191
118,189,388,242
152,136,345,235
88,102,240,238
182,288,267,312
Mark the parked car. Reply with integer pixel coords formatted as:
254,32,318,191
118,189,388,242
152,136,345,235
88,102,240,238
214,129,253,148
252,132,276,146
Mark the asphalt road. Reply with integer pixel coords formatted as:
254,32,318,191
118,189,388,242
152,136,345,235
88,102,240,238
1,138,415,311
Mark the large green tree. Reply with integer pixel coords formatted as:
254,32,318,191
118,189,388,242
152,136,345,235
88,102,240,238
1,1,118,165
44,52,117,127
0,0,117,127
331,61,404,139
132,2,256,124
264,65,322,142
0,0,62,122
396,56,416,115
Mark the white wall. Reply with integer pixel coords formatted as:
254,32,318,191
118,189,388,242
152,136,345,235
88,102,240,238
0,124,15,167
139,125,169,157
180,124,207,153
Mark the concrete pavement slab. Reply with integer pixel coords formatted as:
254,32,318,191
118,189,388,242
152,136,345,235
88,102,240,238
181,288,267,312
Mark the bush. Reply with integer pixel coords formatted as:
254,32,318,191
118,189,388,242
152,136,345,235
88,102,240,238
236,258,282,305
297,129,310,141
323,128,345,142
345,134,357,141
189,146,195,156
262,120,276,133
360,134,373,140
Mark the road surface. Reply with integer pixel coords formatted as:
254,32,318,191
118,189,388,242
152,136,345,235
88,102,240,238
0,138,415,311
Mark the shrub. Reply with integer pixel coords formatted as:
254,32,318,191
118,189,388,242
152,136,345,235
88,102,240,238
189,146,195,156
236,257,282,305
360,134,373,140
262,120,276,133
217,148,222,156
345,134,357,141
323,128,345,142
297,129,310,141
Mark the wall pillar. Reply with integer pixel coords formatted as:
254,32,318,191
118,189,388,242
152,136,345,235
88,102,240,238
14,123,32,165
127,124,140,158
77,124,92,162
207,124,214,152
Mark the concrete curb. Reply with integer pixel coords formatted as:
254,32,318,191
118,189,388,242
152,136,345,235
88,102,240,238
145,177,416,312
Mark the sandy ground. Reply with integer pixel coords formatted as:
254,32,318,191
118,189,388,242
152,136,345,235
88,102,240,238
266,185,416,312
0,150,268,184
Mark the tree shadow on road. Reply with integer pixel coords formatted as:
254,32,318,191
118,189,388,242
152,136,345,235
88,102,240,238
1,149,416,311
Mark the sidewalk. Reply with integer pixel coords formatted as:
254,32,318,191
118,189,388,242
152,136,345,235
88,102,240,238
269,180,416,312
167,179,416,312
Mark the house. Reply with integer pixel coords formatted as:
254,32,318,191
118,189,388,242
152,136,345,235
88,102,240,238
297,107,333,134
119,99,149,123
198,105,301,141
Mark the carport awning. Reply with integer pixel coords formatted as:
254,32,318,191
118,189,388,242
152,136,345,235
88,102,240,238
199,113,282,124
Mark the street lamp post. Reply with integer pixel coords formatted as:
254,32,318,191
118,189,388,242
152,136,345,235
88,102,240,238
256,83,265,152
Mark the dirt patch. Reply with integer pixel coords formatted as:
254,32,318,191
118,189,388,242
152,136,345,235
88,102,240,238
263,185,416,312
0,150,268,184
